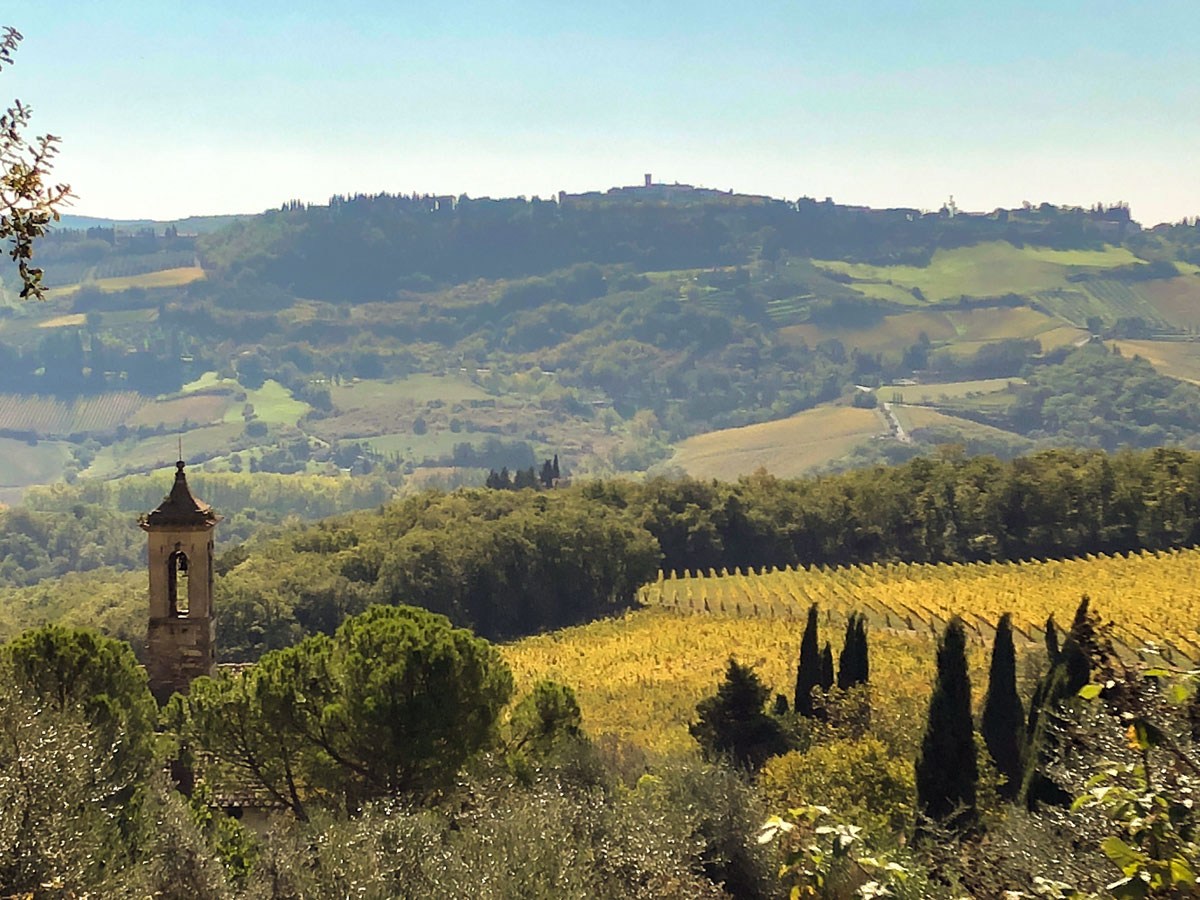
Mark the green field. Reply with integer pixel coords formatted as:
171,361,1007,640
875,378,1023,404
331,374,492,409
82,422,246,479
816,241,1139,302
223,380,310,426
0,438,74,492
672,405,887,479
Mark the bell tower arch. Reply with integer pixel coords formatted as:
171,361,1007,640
140,460,219,704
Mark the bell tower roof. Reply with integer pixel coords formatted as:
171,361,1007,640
140,461,218,529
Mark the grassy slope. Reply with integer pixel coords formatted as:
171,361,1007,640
875,378,1023,404
1108,340,1200,385
672,405,887,480
817,242,1139,301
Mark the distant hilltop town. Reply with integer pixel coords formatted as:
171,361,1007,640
558,173,772,207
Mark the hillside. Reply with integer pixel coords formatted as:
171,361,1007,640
1,188,1199,495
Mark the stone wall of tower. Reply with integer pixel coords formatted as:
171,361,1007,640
147,616,215,704
145,525,216,704
147,527,214,619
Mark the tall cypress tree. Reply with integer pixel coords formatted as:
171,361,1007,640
819,641,834,692
981,613,1024,801
794,604,821,717
915,617,978,832
837,614,858,690
854,615,870,685
1044,615,1060,665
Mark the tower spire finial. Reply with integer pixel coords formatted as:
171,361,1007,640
178,435,183,463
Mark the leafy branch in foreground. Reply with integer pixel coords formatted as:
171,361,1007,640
1,26,71,300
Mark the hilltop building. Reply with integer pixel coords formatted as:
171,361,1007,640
140,460,219,704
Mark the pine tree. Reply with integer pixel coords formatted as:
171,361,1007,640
794,604,821,717
981,613,1024,801
552,453,560,480
819,641,834,692
691,658,790,771
915,617,978,831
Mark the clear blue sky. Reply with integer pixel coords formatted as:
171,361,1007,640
6,0,1198,224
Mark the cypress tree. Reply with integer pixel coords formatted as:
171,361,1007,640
837,614,858,690
819,641,834,692
981,613,1024,801
794,604,821,717
854,614,870,685
1021,598,1094,809
915,617,978,832
1044,615,1060,665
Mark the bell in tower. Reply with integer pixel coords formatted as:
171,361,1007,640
140,460,220,704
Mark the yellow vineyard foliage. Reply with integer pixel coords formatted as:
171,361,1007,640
504,549,1198,757
639,549,1200,663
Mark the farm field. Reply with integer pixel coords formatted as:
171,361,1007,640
364,429,506,460
816,242,1139,302
223,380,310,426
639,549,1200,662
671,405,886,480
45,265,206,298
127,391,233,429
331,374,493,408
1140,275,1200,329
892,405,1022,441
503,607,979,755
780,310,956,353
1108,339,1200,384
779,305,1080,356
875,378,1022,404
0,391,146,436
82,422,246,479
0,437,73,497
315,375,496,441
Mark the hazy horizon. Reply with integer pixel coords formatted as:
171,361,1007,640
8,1,1199,226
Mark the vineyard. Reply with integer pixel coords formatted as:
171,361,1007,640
638,549,1200,664
0,392,146,436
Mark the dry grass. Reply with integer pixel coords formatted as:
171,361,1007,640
1108,339,1200,385
126,393,233,429
45,266,206,298
1140,276,1200,329
893,405,1021,441
672,405,887,480
780,310,956,353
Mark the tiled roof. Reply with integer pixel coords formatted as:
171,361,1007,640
140,461,219,528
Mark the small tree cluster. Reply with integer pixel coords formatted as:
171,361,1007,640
794,605,870,719
486,454,561,490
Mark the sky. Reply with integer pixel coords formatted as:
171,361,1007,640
5,0,1199,225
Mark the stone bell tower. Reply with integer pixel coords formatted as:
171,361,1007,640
140,460,219,704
